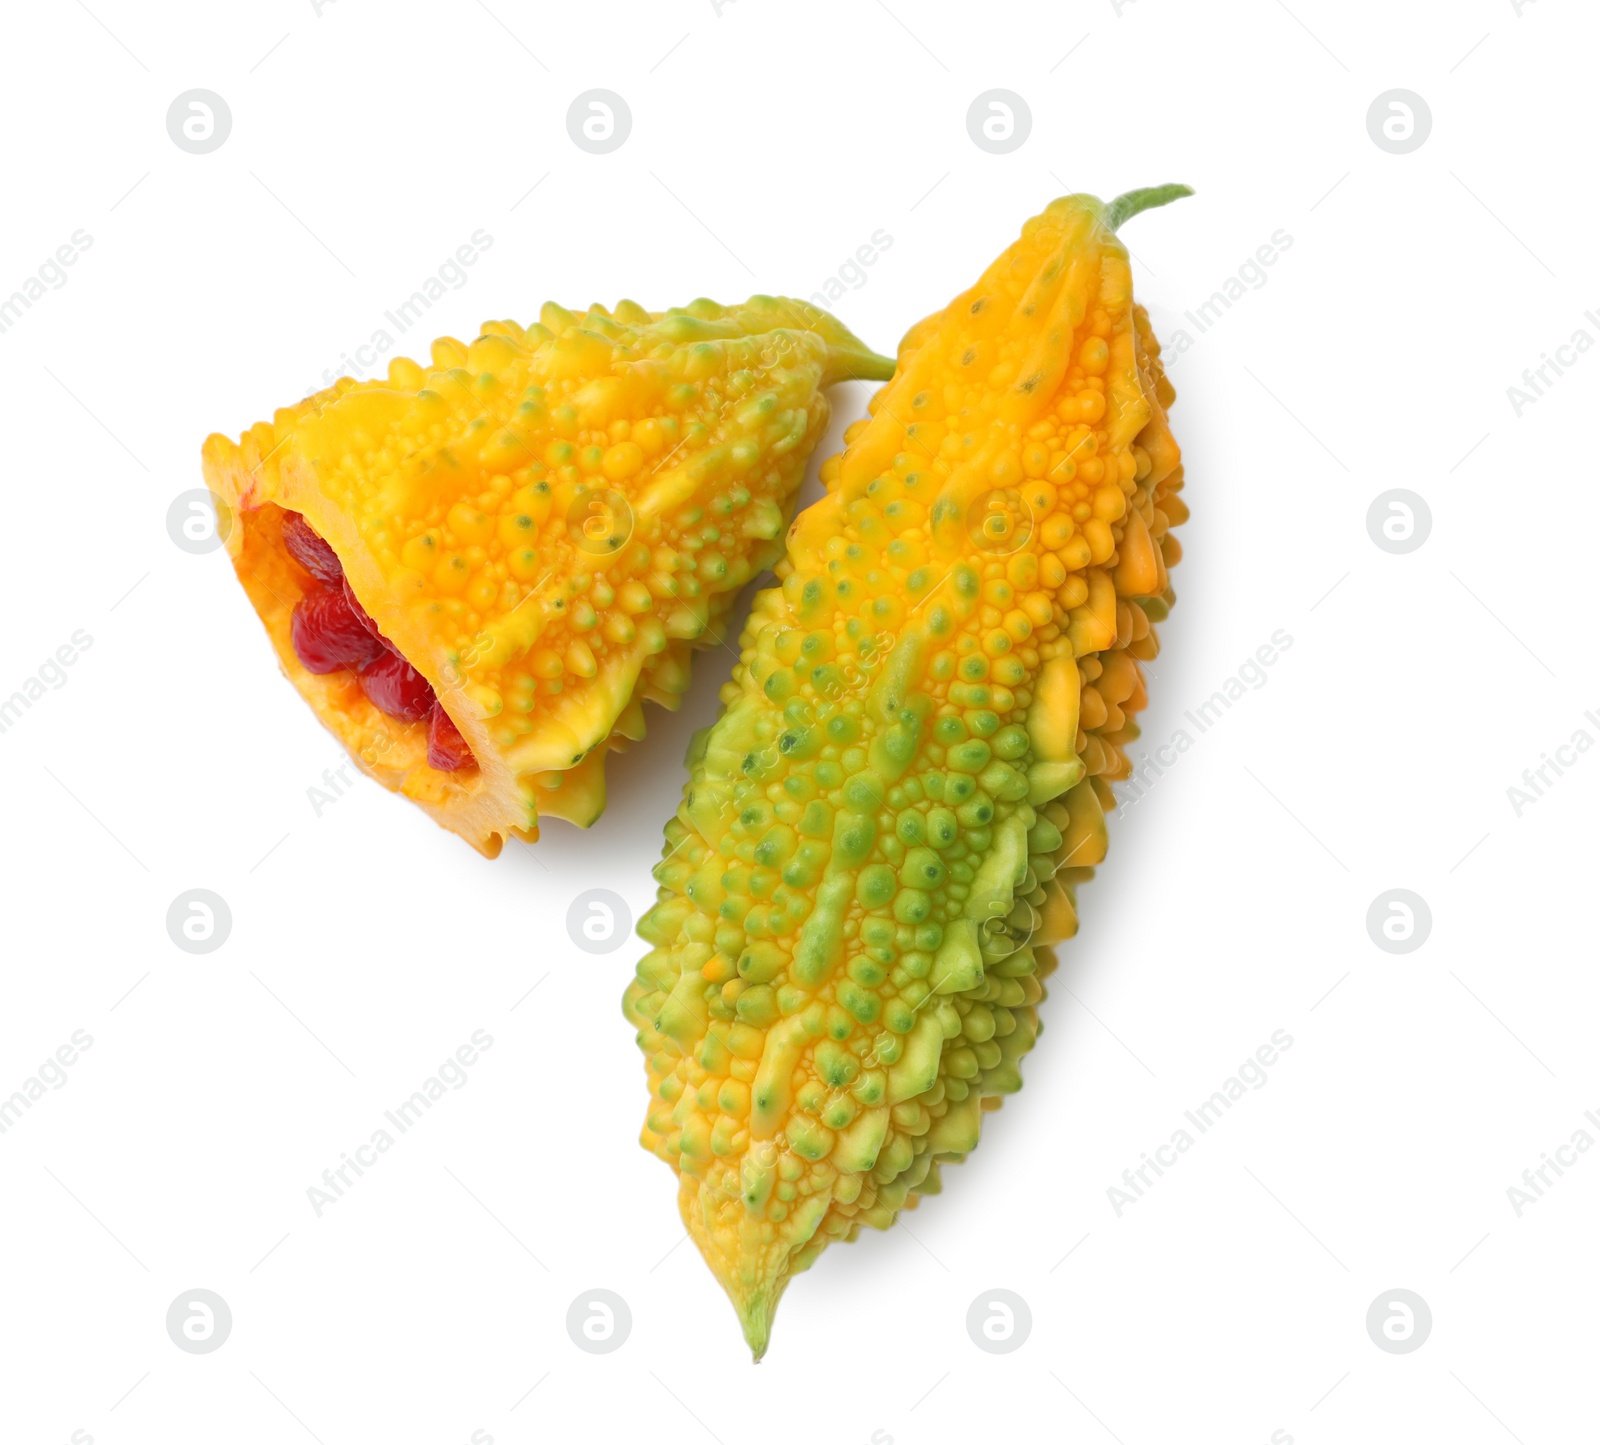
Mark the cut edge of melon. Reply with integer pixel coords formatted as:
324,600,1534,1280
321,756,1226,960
201,433,710,857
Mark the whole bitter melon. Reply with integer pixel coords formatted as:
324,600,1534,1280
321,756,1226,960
624,188,1190,1356
203,299,891,856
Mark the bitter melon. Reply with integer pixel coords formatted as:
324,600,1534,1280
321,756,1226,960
624,188,1190,1356
202,299,891,856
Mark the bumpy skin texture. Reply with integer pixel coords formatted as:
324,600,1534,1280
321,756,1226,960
624,195,1186,1357
202,299,892,856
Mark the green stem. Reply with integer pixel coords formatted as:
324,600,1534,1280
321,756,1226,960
1104,184,1194,232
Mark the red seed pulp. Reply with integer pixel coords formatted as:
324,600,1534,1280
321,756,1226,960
290,586,385,674
282,514,476,771
359,649,435,723
427,702,475,771
281,511,343,583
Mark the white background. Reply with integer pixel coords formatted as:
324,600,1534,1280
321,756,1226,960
0,1,1591,1442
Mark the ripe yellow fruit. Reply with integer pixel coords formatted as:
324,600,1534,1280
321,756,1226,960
202,299,891,855
624,188,1190,1356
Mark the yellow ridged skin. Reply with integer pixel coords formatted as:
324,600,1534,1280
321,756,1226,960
202,299,892,856
623,191,1189,1357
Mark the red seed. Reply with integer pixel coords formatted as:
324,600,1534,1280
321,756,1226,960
290,586,385,674
281,511,343,584
360,649,435,722
427,702,476,771
342,576,387,644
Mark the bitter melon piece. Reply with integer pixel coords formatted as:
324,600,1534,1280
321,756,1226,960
202,299,891,856
624,188,1190,1356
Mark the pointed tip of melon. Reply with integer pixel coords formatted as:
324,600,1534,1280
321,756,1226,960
736,1290,776,1362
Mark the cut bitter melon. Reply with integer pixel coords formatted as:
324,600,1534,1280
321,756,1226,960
203,299,891,855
